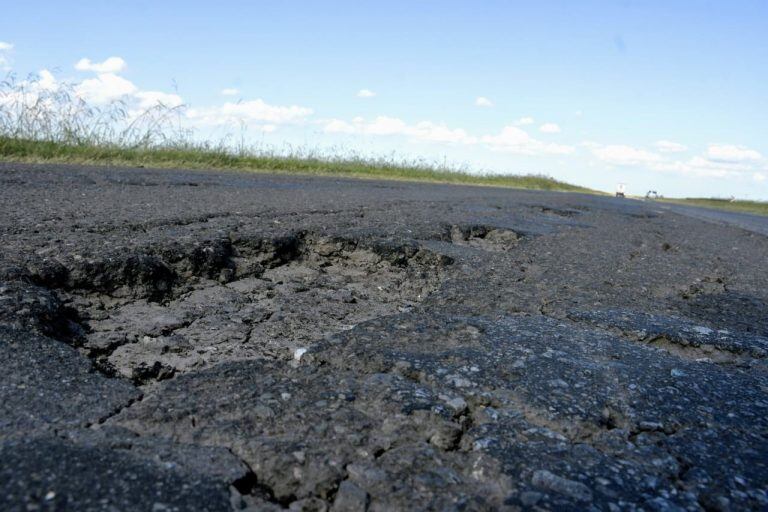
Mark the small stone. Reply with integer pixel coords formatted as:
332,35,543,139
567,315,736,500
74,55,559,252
446,374,473,387
332,481,369,512
443,396,467,413
531,469,593,502
639,421,663,432
44,491,56,500
252,405,275,419
294,347,308,361
429,423,463,450
670,368,686,378
549,379,569,389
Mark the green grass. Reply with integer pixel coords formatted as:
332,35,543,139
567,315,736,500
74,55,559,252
660,197,768,216
0,73,598,193
0,136,596,192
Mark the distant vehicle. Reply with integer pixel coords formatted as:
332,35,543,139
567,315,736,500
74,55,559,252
645,190,660,200
616,183,626,198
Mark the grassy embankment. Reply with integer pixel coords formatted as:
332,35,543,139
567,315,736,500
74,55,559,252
0,74,593,192
0,136,594,192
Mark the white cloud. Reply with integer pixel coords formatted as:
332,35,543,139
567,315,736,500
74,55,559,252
361,116,407,135
654,157,750,178
706,144,762,163
589,140,766,181
323,118,357,134
591,144,663,166
37,69,58,91
186,99,313,126
75,73,138,104
324,117,573,154
0,69,59,108
515,117,534,126
482,126,573,155
134,90,184,110
323,116,476,145
409,121,477,144
475,96,493,107
75,57,127,74
0,41,13,70
356,89,376,98
221,88,239,96
655,140,688,153
754,172,766,182
539,122,561,134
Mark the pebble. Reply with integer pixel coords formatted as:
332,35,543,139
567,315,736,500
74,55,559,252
293,347,308,361
333,481,369,512
442,396,467,412
531,469,593,502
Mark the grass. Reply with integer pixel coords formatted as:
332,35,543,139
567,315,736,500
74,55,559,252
6,72,764,209
0,72,596,193
0,136,595,192
659,197,768,216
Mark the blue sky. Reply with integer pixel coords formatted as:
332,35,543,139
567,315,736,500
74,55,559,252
2,1,767,198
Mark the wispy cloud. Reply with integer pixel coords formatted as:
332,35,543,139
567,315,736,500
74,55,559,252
482,126,573,155
356,89,376,98
539,122,561,134
475,96,493,107
706,144,762,163
221,88,239,96
591,144,662,166
590,141,766,180
187,99,313,127
515,116,534,126
134,91,184,110
75,57,127,74
0,41,14,70
323,116,476,145
655,140,688,153
323,116,575,155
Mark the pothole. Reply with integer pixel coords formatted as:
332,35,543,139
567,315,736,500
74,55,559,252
55,234,452,384
449,225,520,252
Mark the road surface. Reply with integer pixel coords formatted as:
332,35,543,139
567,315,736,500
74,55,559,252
1,163,766,511
657,201,768,237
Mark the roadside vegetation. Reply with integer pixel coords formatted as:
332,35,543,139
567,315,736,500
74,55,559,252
0,73,593,193
660,197,768,216
2,73,765,213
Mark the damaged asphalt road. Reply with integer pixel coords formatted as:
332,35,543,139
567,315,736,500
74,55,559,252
1,163,767,511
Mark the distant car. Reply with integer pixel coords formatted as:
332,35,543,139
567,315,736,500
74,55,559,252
616,183,626,198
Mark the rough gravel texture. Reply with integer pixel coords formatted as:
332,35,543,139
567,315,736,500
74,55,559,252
1,163,767,511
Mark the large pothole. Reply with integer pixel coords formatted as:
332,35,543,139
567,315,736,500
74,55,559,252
55,234,451,384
